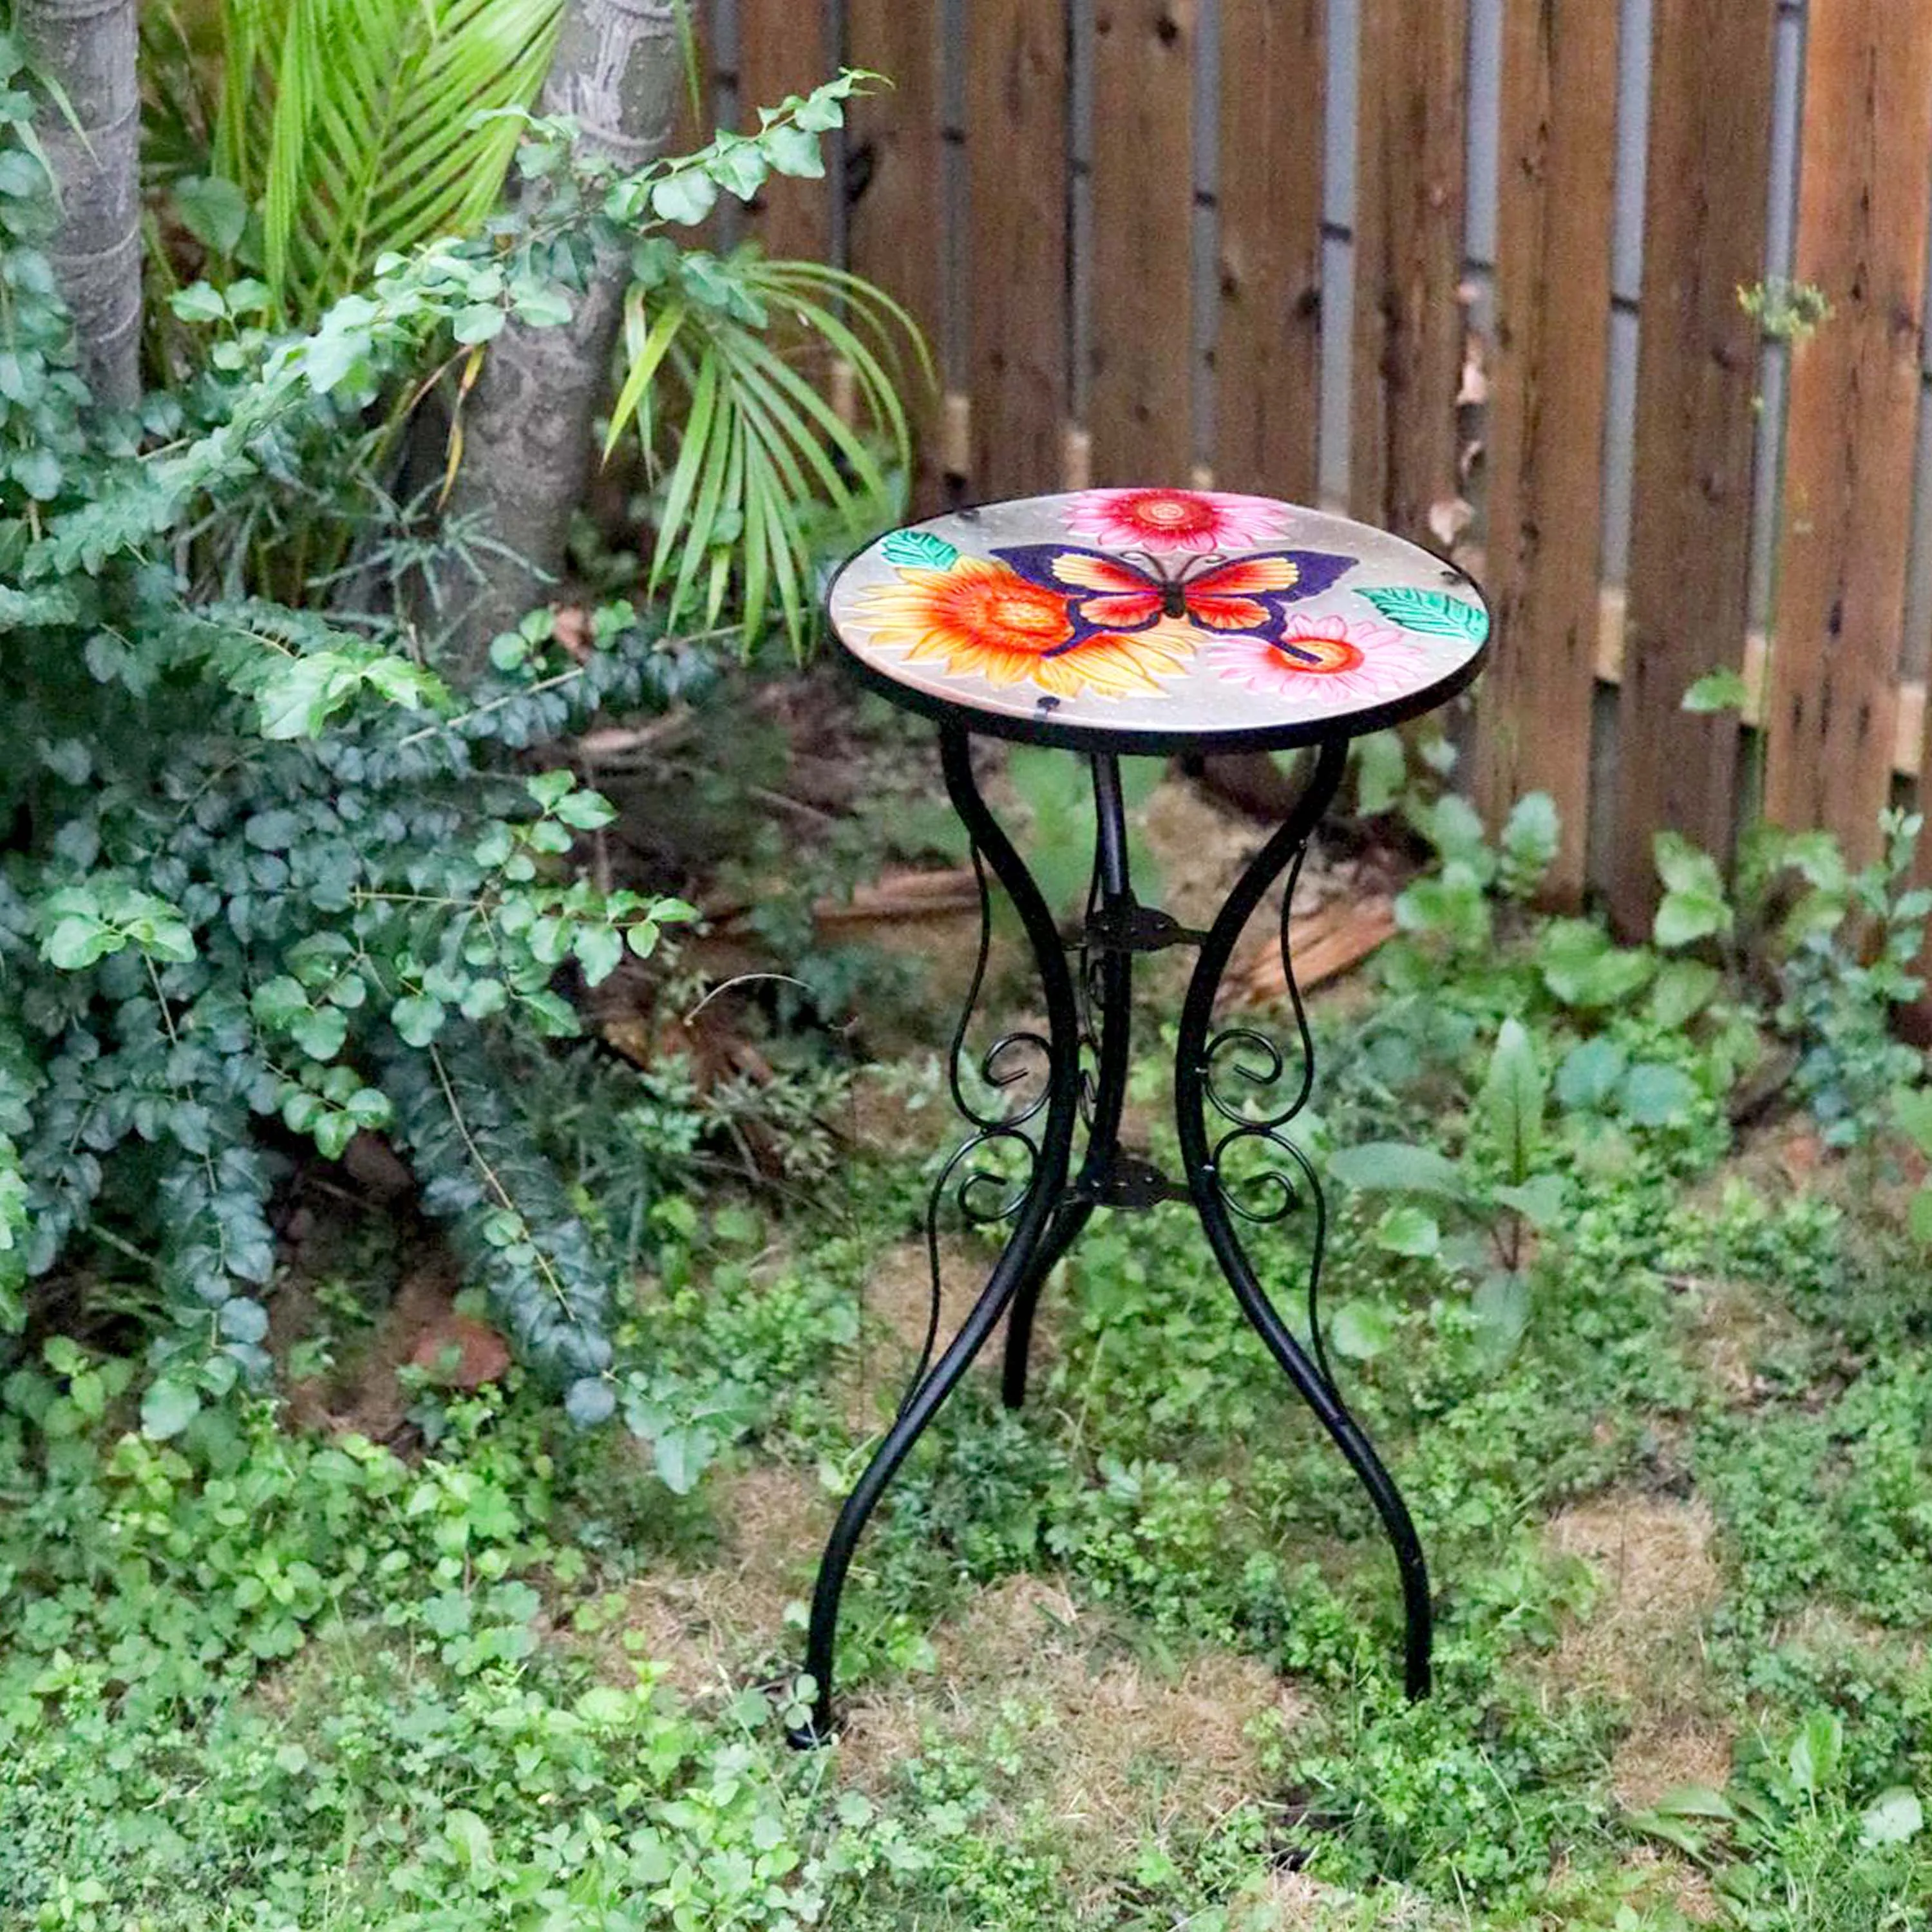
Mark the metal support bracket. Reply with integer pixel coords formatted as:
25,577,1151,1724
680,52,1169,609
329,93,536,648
1082,897,1208,954
1069,1150,1192,1211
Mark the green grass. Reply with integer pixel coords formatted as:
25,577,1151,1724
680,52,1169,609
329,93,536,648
4,958,1931,1929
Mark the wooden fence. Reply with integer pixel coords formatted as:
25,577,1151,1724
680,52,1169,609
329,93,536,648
697,0,1932,927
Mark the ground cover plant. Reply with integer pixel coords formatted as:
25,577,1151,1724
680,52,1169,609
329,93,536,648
6,759,1932,1927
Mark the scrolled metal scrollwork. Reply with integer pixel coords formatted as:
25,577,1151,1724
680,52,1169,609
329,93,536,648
899,842,1055,1415
1201,844,1317,1133
1195,842,1340,1395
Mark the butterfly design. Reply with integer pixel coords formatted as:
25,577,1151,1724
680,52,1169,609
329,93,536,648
989,544,1357,650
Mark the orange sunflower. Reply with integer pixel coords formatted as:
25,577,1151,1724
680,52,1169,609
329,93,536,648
855,558,1195,697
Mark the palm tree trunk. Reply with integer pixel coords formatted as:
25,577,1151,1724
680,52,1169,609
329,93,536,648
16,0,141,406
437,0,683,676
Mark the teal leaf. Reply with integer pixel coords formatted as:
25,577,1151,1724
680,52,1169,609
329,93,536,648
1860,1788,1922,1848
1618,1061,1698,1129
140,1378,202,1441
564,1378,616,1427
1358,585,1490,643
880,529,960,573
1556,1037,1629,1112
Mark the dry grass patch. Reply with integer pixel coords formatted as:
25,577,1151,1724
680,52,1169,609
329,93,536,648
1608,1716,1732,1811
1615,1844,1727,1925
1545,1492,1721,1699
838,1574,1309,1844
613,1461,825,1696
1676,1273,1806,1408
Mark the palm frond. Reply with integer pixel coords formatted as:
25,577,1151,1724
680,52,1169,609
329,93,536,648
611,249,933,653
222,0,560,323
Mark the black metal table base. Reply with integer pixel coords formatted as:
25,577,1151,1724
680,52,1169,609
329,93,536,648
791,728,1431,1744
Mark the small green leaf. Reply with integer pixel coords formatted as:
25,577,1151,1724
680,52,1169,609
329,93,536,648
41,914,121,970
510,281,573,328
173,175,249,254
1374,1204,1441,1257
709,139,770,202
649,169,718,226
1329,1300,1396,1361
1493,1174,1565,1229
1788,1710,1842,1796
762,123,825,178
652,1425,712,1494
1681,668,1748,714
392,996,446,1048
452,303,504,345
574,925,623,987
218,1297,269,1345
1472,1271,1531,1356
1327,1141,1467,1197
1907,1185,1932,1247
1649,959,1721,1028
169,281,228,325
1892,1087,1932,1155
1654,891,1732,950
1537,920,1654,1009
1498,793,1560,898
1357,585,1489,642
290,1007,348,1061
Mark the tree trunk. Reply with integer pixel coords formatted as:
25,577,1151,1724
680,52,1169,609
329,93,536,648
16,0,142,408
436,0,683,676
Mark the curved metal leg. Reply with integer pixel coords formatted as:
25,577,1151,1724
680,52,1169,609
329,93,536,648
795,726,1083,1744
1002,752,1135,1408
1172,739,1434,1698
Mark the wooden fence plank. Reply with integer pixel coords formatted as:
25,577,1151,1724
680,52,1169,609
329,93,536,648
967,0,1069,498
1350,0,1467,540
1763,4,1932,867
1213,0,1323,502
735,0,835,265
1607,0,1776,936
1471,0,1618,902
1089,0,1196,484
846,0,947,506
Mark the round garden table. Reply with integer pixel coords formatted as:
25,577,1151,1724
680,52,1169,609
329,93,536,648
799,486,1489,1743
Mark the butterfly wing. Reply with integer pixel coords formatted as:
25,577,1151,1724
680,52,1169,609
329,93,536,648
1180,549,1358,632
992,544,1166,636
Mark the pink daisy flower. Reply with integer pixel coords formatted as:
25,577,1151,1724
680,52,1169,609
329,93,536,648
1208,613,1434,709
1065,488,1291,555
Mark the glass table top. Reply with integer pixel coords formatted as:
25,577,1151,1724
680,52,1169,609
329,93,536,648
827,488,1488,753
